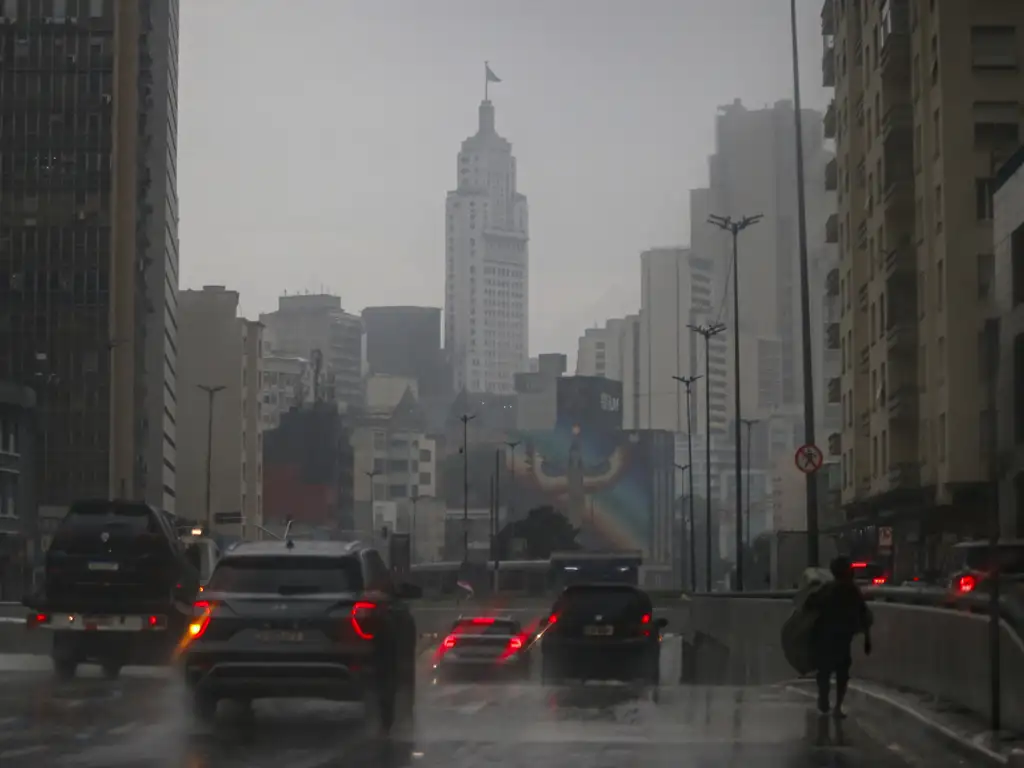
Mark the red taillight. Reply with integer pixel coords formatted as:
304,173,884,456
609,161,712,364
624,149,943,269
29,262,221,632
852,562,868,568
958,574,977,593
351,601,376,640
194,600,210,612
872,576,887,585
547,614,558,625
470,617,495,625
27,612,49,629
147,614,168,630
641,613,651,624
507,636,523,651
441,633,457,650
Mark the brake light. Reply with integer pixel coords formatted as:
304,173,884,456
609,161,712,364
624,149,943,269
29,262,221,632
186,600,212,640
852,562,868,568
470,617,495,625
441,633,457,650
547,614,558,625
194,600,210,612
641,613,651,624
26,612,49,629
351,600,376,640
872,576,887,585
958,574,977,593
147,614,167,630
507,636,523,651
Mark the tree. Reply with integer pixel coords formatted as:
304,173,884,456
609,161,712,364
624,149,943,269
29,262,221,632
496,505,580,560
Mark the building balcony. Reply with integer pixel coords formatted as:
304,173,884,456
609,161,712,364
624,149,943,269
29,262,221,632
826,267,840,298
827,376,841,404
879,1,911,83
887,383,918,423
823,42,836,88
821,0,835,36
858,345,870,375
828,432,842,457
881,104,913,143
824,100,836,139
825,157,838,191
825,212,838,243
858,284,869,313
826,322,840,350
884,245,914,279
886,320,916,353
888,461,920,490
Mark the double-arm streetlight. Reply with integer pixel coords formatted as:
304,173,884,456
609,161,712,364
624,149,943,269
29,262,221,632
740,418,761,551
708,213,762,592
688,322,726,591
672,374,701,591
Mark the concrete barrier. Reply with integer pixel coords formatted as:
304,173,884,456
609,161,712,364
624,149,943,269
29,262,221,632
682,590,1024,734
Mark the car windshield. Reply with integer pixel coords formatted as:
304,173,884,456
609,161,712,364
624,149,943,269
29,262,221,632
555,586,651,623
206,556,363,594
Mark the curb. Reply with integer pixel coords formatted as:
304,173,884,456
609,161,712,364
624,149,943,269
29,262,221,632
786,681,1009,766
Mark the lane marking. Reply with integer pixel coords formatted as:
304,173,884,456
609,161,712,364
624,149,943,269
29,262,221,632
0,745,49,759
0,617,24,625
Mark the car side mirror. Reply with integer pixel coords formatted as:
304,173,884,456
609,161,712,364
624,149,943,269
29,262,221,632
655,617,668,629
397,582,422,600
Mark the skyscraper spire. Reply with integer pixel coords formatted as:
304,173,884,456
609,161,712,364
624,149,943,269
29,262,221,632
479,99,495,134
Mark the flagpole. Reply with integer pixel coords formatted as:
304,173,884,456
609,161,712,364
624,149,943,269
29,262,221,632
484,60,489,101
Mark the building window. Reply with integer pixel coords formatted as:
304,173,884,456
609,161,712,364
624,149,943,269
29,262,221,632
976,178,995,220
978,253,995,299
971,26,1018,70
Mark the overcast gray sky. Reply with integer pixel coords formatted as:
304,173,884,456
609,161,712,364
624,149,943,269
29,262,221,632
178,0,828,361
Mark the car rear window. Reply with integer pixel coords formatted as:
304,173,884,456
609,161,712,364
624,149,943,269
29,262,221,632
51,501,164,553
453,618,520,635
956,545,1024,575
556,586,651,621
206,556,363,595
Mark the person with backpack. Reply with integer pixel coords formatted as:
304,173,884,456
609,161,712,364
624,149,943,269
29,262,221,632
806,556,873,717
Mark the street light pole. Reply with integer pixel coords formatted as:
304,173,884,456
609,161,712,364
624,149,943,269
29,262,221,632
673,374,702,592
741,418,760,551
688,322,726,591
791,0,821,568
460,414,476,564
410,493,420,564
493,448,501,591
364,469,380,539
673,463,690,591
198,384,225,531
505,440,520,525
708,213,762,592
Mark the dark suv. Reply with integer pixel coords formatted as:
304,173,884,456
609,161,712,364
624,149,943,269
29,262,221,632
538,583,667,686
25,499,200,679
179,539,421,731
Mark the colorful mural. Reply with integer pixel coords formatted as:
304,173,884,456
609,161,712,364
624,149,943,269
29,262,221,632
502,426,674,559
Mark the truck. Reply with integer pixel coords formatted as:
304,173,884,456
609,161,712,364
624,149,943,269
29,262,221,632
23,499,202,680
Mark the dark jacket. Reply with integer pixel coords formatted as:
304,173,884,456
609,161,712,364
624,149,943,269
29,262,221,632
808,581,871,645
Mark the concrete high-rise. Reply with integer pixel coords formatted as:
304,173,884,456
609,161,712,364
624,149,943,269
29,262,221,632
444,99,529,395
361,306,448,396
0,0,180,513
823,0,1024,564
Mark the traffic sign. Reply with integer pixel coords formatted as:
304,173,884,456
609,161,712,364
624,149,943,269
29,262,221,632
794,444,824,474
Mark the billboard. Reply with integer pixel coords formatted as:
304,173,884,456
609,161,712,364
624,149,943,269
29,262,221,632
501,425,674,562
555,376,623,434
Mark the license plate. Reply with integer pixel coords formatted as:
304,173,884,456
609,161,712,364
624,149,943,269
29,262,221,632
255,630,304,643
584,625,614,636
88,562,119,572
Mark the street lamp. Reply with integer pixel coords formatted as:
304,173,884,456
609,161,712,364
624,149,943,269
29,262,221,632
198,384,225,530
740,418,761,551
673,374,701,592
459,413,476,563
708,212,762,592
674,463,690,591
688,322,726,591
504,440,520,525
790,0,821,567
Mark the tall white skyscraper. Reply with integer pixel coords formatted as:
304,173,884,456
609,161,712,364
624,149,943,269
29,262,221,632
444,100,529,394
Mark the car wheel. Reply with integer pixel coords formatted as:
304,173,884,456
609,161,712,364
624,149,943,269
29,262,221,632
101,661,123,681
52,657,78,682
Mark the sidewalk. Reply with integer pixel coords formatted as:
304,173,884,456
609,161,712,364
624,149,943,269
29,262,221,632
788,677,1024,766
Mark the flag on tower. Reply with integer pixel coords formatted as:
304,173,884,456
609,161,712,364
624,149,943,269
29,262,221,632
485,63,501,83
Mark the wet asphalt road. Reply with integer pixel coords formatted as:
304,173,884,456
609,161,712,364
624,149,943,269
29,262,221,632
0,644,973,768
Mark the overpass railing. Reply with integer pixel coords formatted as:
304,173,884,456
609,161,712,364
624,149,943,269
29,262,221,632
682,586,1024,733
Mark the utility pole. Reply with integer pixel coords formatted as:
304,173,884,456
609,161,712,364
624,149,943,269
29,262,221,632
673,374,701,592
493,448,501,591
674,463,690,591
708,212,762,592
791,0,821,567
741,418,760,552
365,469,380,540
410,493,421,564
488,474,496,591
198,384,225,531
460,414,476,564
688,322,726,591
505,440,520,524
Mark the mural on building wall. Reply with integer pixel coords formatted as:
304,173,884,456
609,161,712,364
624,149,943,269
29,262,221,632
501,427,671,558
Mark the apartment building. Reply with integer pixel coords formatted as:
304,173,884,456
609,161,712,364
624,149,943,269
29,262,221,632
824,0,1024,560
0,0,180,512
176,287,263,536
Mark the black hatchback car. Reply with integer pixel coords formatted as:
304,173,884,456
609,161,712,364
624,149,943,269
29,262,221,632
178,539,421,731
538,583,667,685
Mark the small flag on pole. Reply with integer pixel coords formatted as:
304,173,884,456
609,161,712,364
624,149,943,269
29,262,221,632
485,63,501,83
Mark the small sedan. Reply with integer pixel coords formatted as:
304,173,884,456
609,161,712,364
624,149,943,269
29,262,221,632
432,616,532,683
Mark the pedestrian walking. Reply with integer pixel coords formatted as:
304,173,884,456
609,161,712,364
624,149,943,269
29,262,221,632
807,556,873,717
